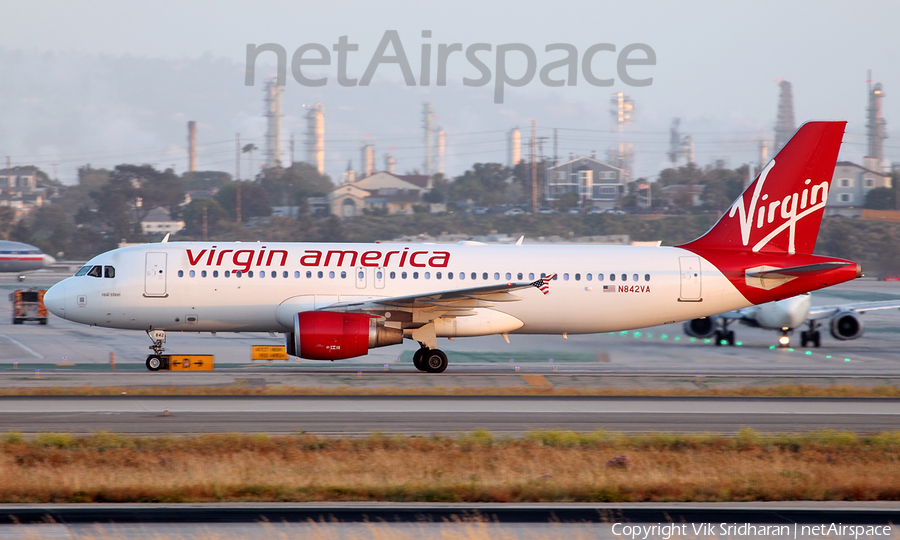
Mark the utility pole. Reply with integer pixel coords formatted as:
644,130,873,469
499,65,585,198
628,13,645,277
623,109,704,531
235,133,241,223
6,156,10,207
531,120,537,214
553,128,558,166
290,133,295,167
202,205,208,242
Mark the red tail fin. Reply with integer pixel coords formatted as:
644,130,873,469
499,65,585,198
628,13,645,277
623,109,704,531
679,121,845,254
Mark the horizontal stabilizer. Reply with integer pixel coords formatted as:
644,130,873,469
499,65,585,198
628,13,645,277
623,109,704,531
746,261,854,279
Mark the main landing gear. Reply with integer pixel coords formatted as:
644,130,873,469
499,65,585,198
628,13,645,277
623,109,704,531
714,320,735,346
146,329,166,372
413,345,448,373
799,320,822,348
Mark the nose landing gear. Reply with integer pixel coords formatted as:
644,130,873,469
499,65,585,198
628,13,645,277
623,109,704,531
146,329,166,371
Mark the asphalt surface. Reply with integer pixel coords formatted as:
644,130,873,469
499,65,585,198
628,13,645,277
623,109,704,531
2,395,898,434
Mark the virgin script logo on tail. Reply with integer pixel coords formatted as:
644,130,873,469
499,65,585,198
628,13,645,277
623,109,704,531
727,159,830,254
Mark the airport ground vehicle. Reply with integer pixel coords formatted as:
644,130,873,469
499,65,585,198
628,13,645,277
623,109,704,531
10,288,48,325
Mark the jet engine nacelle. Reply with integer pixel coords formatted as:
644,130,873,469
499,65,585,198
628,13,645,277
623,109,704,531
289,311,403,360
683,316,718,339
830,311,863,341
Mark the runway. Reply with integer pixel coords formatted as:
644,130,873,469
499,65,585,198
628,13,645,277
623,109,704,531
2,395,899,434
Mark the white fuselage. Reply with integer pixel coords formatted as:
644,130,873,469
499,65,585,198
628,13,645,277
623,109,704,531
746,294,812,330
44,242,753,336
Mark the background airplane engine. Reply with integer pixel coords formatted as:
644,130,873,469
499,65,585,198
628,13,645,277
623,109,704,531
683,317,719,339
830,311,864,340
292,312,403,360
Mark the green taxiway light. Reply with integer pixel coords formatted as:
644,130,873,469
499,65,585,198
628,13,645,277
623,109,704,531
826,355,832,359
661,334,668,339
736,342,743,346
633,331,642,338
674,336,681,341
719,340,727,345
805,351,812,355
703,338,711,343
788,348,794,352
845,358,851,362
689,337,696,342
769,345,776,350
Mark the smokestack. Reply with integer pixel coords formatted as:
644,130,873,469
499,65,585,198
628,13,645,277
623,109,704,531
437,129,445,176
774,80,795,152
361,143,375,178
508,128,521,166
384,153,396,174
306,103,325,175
423,102,434,176
264,78,283,168
187,121,197,172
867,73,888,167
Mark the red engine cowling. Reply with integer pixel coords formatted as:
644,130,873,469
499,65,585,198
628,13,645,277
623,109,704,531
292,311,403,360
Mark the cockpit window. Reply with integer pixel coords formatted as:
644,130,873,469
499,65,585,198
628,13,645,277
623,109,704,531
75,266,91,276
87,265,103,278
104,266,115,278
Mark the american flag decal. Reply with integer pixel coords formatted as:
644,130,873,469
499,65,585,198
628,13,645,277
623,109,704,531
531,274,557,295
602,285,616,293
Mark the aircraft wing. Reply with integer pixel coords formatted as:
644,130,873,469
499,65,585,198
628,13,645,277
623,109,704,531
714,307,758,322
807,300,900,320
321,275,557,321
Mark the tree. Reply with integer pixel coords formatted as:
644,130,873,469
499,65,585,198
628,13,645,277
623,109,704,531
23,205,73,257
215,181,271,221
182,198,228,236
182,171,232,192
90,164,186,238
864,187,896,210
259,162,333,208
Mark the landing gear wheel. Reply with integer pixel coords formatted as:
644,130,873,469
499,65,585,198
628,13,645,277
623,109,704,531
413,348,429,372
146,355,162,371
726,330,735,346
812,330,821,348
714,330,724,346
423,349,448,373
800,330,810,348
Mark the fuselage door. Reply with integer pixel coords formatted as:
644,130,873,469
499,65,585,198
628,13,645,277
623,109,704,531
355,267,367,289
374,267,385,289
144,252,168,297
678,256,702,302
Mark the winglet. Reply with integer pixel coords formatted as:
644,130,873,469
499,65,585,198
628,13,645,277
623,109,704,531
532,274,557,295
161,233,170,244
516,236,524,246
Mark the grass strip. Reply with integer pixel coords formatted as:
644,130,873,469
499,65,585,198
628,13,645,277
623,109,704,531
2,429,900,503
0,383,898,397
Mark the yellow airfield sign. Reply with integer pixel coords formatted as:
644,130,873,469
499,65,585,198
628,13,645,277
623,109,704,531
251,345,289,361
166,355,214,371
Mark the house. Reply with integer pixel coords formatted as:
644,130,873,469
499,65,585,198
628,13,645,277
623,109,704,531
825,158,892,216
658,184,705,208
141,207,184,234
545,155,624,209
327,172,434,218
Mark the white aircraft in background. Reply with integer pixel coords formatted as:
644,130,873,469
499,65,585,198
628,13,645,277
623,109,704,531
683,293,900,347
43,122,863,372
0,240,56,279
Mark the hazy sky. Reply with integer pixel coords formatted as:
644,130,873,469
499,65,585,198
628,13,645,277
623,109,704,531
2,0,899,182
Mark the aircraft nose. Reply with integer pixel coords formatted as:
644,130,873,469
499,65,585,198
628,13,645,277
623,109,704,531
44,281,67,319
43,254,57,266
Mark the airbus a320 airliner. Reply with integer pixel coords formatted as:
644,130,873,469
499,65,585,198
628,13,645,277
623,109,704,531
44,122,861,373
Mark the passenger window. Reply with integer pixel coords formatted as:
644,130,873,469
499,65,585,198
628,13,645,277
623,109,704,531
598,273,604,281
272,271,278,278
390,271,396,279
517,273,523,280
493,272,500,280
201,270,207,278
341,271,347,279
305,271,311,278
644,274,650,282
178,270,184,278
189,270,195,278
402,272,407,279
425,272,431,279
377,271,384,279
213,270,219,278
248,271,253,277
586,273,592,281
448,272,453,279
471,272,476,280
87,265,102,278
621,274,627,281
459,272,465,280
225,271,231,277
329,271,335,278
610,274,615,282
318,271,323,278
633,274,639,282
413,272,419,279
236,271,242,278
75,266,90,276
283,271,288,278
575,273,580,281
104,266,115,278
564,273,569,281
529,273,534,280
435,272,441,279
505,272,511,280
357,271,364,279
482,272,488,280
